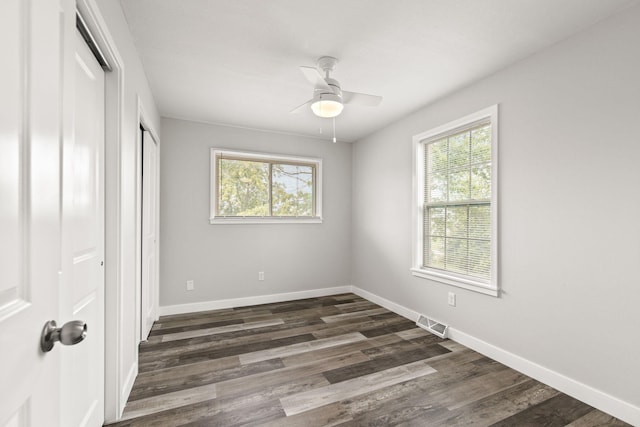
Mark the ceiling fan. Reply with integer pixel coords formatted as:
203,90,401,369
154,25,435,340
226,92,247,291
290,56,383,119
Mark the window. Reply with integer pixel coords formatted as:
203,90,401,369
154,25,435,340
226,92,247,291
210,149,322,224
411,106,498,296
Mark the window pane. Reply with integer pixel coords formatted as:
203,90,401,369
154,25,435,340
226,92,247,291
446,237,468,274
427,138,447,172
469,205,490,240
272,164,314,216
427,172,447,202
448,170,470,201
471,124,491,164
427,207,446,237
427,236,445,269
468,240,491,279
471,164,491,200
218,159,269,216
448,131,470,169
446,206,468,238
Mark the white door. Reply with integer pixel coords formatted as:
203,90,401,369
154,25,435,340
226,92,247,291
58,29,106,427
0,0,64,425
0,2,105,426
141,129,158,340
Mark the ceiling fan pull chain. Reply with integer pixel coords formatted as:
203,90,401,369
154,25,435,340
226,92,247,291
332,117,337,143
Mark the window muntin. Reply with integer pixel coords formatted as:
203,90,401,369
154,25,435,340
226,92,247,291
412,105,498,296
210,149,322,223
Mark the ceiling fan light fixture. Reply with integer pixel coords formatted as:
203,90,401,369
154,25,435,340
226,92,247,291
310,93,343,118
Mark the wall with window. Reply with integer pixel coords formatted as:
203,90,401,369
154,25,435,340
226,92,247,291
352,4,640,414
160,118,351,307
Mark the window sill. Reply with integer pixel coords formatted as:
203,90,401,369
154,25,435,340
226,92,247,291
410,267,499,297
210,217,323,225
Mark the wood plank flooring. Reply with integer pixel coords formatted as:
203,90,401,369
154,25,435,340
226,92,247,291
107,294,629,426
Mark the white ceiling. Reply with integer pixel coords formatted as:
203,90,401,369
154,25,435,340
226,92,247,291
120,0,637,142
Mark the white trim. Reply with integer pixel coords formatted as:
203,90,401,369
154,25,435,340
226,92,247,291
447,328,640,426
209,217,322,225
350,286,640,426
411,105,499,296
74,0,126,422
350,286,420,322
410,268,499,297
212,149,322,164
134,103,142,345
136,99,161,343
139,111,162,327
210,148,323,224
120,361,138,414
414,107,495,142
158,286,351,316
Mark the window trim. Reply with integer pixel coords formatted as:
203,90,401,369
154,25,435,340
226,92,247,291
411,105,499,296
210,148,323,224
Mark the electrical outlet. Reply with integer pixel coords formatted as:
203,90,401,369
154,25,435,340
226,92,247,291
258,271,264,281
186,280,194,291
448,292,456,307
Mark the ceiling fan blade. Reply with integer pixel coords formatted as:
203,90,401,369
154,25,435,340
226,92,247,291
299,66,332,91
290,98,314,114
342,91,383,107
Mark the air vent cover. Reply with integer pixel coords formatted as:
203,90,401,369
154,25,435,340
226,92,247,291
416,315,448,339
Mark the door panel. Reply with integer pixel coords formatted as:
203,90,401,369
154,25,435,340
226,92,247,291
58,30,105,427
0,0,62,425
0,0,23,313
141,130,158,340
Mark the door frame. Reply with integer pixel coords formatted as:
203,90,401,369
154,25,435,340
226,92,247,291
136,101,161,343
73,0,137,422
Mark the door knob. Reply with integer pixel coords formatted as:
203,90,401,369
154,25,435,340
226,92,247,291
40,320,87,352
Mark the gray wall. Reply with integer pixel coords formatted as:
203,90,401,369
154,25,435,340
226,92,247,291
160,118,352,306
352,5,640,409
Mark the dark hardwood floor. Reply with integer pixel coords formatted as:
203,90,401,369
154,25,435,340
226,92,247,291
107,294,629,426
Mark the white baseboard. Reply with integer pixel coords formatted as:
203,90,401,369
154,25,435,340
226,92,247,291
158,286,352,316
351,286,420,322
350,286,640,426
447,328,640,426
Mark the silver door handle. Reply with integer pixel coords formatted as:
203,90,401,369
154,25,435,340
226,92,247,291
40,320,87,353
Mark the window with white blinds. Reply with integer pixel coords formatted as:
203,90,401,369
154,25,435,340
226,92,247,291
412,106,498,296
210,149,322,224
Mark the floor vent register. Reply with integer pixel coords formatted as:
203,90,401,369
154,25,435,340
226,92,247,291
416,315,449,339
